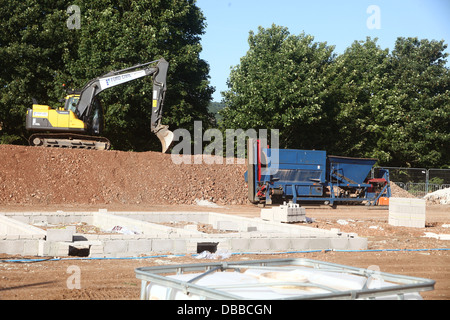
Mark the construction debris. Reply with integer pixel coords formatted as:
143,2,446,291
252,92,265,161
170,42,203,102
424,188,450,205
260,202,307,223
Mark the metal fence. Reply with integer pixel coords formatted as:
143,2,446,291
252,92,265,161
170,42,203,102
372,167,450,198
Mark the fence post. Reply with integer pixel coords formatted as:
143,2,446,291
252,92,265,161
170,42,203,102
426,169,429,194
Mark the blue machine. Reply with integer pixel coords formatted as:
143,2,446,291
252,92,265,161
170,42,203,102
245,139,391,206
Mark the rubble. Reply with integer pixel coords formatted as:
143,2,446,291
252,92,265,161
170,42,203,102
424,188,450,205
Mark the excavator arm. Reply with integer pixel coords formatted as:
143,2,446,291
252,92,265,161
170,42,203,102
75,58,173,152
148,59,174,154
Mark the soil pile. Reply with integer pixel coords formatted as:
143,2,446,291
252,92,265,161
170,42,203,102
390,182,417,198
0,145,248,206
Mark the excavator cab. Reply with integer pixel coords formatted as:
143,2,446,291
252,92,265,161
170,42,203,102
64,94,79,113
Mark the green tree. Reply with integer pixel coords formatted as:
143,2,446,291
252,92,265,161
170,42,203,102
381,38,450,167
221,27,450,168
326,37,450,167
208,101,225,124
0,0,213,151
220,24,336,150
0,0,72,144
327,37,391,160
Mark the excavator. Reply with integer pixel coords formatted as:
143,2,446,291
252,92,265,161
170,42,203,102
25,58,174,153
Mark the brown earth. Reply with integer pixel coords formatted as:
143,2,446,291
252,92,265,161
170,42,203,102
0,145,248,206
0,145,449,300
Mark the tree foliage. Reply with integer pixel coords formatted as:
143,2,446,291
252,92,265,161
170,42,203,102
0,0,213,150
0,0,71,144
221,25,450,168
221,25,336,150
382,38,450,167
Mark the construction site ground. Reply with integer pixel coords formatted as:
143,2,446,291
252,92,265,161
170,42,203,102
0,145,449,300
0,204,448,300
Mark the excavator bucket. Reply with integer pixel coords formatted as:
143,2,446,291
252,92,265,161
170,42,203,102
154,125,174,153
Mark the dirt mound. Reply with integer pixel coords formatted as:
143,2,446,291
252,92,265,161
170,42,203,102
390,181,416,198
0,145,248,206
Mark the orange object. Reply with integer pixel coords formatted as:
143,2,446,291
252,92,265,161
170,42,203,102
378,197,389,206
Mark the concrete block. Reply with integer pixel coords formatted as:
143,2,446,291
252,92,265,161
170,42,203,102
111,251,132,258
216,240,231,252
216,221,239,231
47,215,61,224
38,240,46,256
31,216,48,225
230,238,250,252
46,228,74,242
186,241,198,253
270,238,291,251
388,217,397,226
389,197,425,228
151,239,173,253
128,240,152,253
172,239,187,254
329,237,349,250
260,202,306,223
23,240,39,255
290,238,310,251
13,216,30,224
89,244,104,257
46,242,70,256
348,237,368,250
103,240,128,254
249,238,271,252
0,240,23,255
309,238,331,250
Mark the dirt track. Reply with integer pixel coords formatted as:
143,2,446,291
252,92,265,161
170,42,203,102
0,145,449,300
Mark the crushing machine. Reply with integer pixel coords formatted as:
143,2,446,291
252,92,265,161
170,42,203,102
245,139,391,206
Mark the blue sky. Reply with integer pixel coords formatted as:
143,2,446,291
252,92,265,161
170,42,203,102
195,0,450,101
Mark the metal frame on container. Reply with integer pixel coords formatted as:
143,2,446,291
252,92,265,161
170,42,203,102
135,258,435,300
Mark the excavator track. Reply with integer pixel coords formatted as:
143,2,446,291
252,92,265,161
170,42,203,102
29,133,111,150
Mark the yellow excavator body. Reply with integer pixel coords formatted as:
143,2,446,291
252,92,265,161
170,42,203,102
28,103,85,131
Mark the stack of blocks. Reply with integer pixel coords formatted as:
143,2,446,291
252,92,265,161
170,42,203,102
261,202,306,223
388,197,426,228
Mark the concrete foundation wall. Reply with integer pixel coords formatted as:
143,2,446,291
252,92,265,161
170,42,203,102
92,211,201,237
0,214,46,238
3,211,93,226
1,210,368,258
